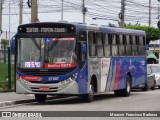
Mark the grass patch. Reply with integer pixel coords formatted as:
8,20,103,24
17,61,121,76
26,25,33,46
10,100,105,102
0,63,14,89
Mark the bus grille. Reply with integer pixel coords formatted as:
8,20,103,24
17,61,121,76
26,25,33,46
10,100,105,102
29,81,60,84
17,67,76,76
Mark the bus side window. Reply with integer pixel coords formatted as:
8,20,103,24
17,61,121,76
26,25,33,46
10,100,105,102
79,31,87,41
131,35,138,56
138,36,145,56
125,35,132,56
118,35,125,56
79,31,87,61
103,33,111,57
104,45,111,57
89,31,96,57
96,32,104,57
103,33,110,44
88,31,96,44
112,45,118,56
96,32,103,44
119,34,123,45
111,34,118,56
112,34,117,45
139,36,144,45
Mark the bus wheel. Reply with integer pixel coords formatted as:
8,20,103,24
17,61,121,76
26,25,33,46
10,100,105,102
35,94,47,103
142,82,148,91
83,81,94,102
114,75,131,97
122,75,131,97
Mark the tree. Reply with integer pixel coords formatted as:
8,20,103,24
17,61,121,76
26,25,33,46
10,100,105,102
125,24,160,44
108,22,116,27
0,39,9,49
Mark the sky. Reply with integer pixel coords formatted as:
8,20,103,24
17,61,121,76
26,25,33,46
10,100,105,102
1,0,160,39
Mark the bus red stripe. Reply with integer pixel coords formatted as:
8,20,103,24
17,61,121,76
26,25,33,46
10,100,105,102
114,60,121,90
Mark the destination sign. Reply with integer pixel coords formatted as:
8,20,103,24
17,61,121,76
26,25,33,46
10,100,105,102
26,27,67,33
18,23,76,34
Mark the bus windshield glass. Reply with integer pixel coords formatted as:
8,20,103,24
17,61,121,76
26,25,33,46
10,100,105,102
17,37,77,69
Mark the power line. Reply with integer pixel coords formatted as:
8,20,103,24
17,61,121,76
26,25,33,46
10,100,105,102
1,0,160,32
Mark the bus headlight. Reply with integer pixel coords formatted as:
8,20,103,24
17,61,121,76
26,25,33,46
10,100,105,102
19,78,28,85
61,73,78,85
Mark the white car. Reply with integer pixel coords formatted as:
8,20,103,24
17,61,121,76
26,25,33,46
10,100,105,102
147,64,160,89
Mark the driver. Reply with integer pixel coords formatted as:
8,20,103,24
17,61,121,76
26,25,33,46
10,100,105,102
63,48,77,61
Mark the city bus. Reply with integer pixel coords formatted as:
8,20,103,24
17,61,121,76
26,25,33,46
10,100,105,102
11,22,147,103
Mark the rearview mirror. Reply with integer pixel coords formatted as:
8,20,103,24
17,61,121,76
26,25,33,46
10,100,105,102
10,36,16,54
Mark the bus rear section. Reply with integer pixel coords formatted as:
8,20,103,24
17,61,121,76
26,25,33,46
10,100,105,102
87,30,146,97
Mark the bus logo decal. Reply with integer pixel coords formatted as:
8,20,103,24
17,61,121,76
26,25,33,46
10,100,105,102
46,38,51,44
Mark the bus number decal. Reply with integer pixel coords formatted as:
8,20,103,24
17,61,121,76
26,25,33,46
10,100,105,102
24,62,41,68
48,77,59,81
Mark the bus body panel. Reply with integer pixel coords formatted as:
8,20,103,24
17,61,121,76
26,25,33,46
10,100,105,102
77,61,88,94
89,56,146,93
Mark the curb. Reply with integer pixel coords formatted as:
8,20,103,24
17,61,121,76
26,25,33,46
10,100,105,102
0,90,14,93
0,96,60,108
0,101,14,108
0,99,36,108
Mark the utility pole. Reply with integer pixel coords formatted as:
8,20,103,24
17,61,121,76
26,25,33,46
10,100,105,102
82,0,87,23
0,0,3,49
61,0,63,21
9,0,10,44
19,0,23,24
31,0,38,23
119,0,125,28
82,0,85,23
158,0,160,20
149,0,151,26
0,0,2,33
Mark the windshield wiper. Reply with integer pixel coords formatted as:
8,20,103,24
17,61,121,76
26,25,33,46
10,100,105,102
48,35,62,51
31,37,41,50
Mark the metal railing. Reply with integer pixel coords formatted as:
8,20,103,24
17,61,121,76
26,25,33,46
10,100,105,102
0,42,14,91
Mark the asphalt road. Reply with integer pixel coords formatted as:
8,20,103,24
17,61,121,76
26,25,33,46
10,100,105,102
0,89,160,120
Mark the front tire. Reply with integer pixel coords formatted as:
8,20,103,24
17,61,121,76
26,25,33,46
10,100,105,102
142,82,148,91
35,94,47,103
83,81,94,102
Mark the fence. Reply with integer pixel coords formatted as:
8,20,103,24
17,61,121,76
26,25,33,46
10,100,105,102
0,42,14,90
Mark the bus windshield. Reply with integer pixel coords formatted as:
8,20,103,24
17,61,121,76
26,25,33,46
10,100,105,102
17,37,77,69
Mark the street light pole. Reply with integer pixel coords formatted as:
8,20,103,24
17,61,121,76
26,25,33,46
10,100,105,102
19,0,23,24
82,0,87,23
0,0,3,49
61,0,64,21
31,0,38,23
9,0,10,46
158,0,160,64
149,0,151,26
119,0,125,28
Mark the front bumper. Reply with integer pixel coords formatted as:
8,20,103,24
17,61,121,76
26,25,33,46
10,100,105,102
16,80,79,95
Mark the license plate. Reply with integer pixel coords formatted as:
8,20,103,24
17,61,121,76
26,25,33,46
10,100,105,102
39,86,49,91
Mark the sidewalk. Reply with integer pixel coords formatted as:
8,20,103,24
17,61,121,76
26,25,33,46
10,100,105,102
0,91,36,108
